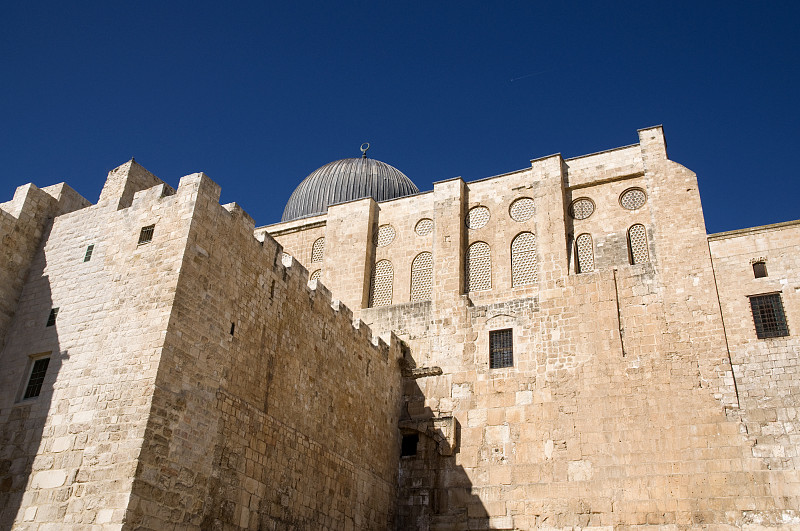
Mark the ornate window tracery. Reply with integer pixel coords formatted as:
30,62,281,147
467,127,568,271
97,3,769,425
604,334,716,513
511,232,537,287
466,242,491,292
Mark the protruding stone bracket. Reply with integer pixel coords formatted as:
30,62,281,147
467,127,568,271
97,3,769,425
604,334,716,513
399,416,456,456
402,366,443,379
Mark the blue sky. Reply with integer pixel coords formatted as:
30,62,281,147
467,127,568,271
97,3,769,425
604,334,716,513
2,2,798,232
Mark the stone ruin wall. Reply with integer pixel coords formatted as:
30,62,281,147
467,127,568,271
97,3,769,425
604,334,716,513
0,164,405,530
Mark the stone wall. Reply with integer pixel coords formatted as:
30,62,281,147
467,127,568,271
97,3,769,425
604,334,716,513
709,221,800,471
121,174,404,530
0,162,186,528
267,127,800,528
0,182,88,351
0,165,405,530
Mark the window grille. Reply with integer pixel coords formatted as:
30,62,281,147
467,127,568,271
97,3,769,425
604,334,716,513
375,225,396,247
753,261,768,278
628,224,649,264
310,269,322,282
569,198,595,220
749,293,789,339
466,206,490,229
620,188,647,210
369,260,394,307
84,244,94,262
489,329,513,369
575,233,594,273
46,308,59,327
138,224,155,245
511,232,537,287
465,242,491,292
509,198,534,222
410,252,433,302
415,218,434,236
23,357,50,399
311,237,325,263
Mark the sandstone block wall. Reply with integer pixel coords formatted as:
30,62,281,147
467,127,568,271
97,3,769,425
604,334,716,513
709,221,800,471
266,126,800,528
1,164,405,530
0,162,188,528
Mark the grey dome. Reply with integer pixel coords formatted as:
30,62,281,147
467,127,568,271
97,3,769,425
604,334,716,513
282,155,419,222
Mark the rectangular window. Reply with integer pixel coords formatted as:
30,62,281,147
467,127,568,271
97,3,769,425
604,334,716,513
84,244,95,262
138,224,155,245
401,433,419,457
750,293,789,339
46,308,59,327
489,328,513,369
753,261,767,278
23,357,50,399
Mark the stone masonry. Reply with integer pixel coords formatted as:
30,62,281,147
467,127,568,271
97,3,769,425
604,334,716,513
1,126,800,530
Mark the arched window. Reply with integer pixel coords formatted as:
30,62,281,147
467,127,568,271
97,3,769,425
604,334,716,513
628,224,649,264
511,232,537,287
410,252,433,302
309,269,322,282
311,237,325,263
575,233,594,273
465,242,491,292
369,260,394,307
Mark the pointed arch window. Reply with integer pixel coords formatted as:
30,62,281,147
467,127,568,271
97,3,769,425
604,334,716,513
575,233,594,273
511,232,537,287
628,224,649,264
369,260,394,307
410,252,433,302
466,242,491,292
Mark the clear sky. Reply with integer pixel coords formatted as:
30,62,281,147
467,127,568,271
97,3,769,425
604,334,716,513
2,2,798,232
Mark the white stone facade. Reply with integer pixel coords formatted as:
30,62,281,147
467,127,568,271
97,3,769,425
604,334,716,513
1,126,799,529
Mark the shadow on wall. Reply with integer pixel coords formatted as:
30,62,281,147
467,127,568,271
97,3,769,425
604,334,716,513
396,376,494,531
0,274,63,528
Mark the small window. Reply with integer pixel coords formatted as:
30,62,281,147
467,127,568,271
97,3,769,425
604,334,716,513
753,261,768,278
401,434,419,457
46,308,59,327
311,237,325,263
628,224,649,264
84,244,95,262
489,329,513,369
23,357,50,399
230,322,236,335
138,225,155,245
750,293,789,339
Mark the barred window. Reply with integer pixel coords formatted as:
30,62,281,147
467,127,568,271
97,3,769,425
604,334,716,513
628,224,649,264
410,252,433,302
466,242,491,292
369,260,394,307
310,269,322,282
84,244,95,262
138,224,155,245
23,357,50,399
575,233,594,273
511,232,537,287
489,329,513,369
311,237,325,263
749,293,789,339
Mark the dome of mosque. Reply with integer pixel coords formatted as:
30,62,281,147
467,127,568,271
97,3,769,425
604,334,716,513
281,144,419,222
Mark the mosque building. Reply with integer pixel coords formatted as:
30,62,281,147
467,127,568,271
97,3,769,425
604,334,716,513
1,126,799,529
